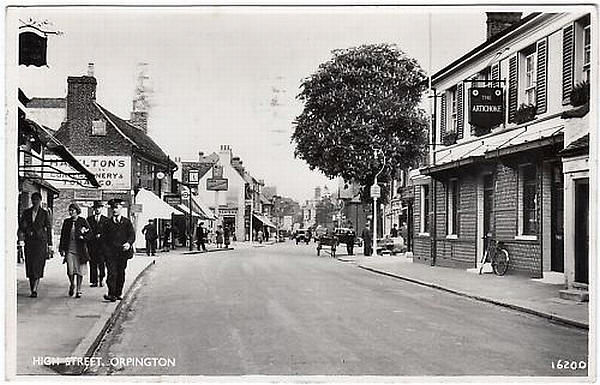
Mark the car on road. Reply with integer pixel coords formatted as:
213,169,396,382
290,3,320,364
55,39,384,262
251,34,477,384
334,227,357,246
294,229,311,244
376,236,406,255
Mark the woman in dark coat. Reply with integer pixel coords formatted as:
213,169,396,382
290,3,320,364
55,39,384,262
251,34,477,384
18,192,53,298
59,203,92,298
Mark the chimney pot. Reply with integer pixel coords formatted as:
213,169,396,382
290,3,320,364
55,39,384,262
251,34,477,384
87,63,95,76
486,12,522,40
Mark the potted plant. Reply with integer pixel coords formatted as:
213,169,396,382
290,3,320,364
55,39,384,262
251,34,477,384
570,80,589,107
442,131,458,146
513,103,537,124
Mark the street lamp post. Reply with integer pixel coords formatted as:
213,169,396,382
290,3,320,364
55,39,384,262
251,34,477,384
156,171,165,199
371,149,386,256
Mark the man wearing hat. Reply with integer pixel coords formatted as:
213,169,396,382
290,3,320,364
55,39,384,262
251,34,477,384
87,201,109,287
103,198,135,302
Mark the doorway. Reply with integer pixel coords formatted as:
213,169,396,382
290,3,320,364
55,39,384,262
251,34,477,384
483,174,495,239
551,164,564,272
574,180,589,284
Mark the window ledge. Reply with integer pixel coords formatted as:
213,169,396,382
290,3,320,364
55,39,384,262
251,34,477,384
418,232,430,237
446,234,458,240
515,235,538,241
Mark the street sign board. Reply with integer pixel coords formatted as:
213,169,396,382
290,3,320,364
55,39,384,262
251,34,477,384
188,169,199,184
181,191,190,200
164,194,182,206
207,178,228,191
370,184,381,198
469,87,504,129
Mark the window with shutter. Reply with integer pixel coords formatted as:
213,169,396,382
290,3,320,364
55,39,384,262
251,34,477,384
508,56,518,122
440,93,447,142
562,24,575,104
536,38,548,114
456,84,464,139
491,63,500,82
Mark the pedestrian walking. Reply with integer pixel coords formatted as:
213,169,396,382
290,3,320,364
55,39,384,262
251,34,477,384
362,223,373,256
216,225,224,248
17,192,54,298
87,200,108,288
162,223,172,251
141,219,158,256
264,228,270,242
346,225,356,256
224,226,231,248
257,229,264,244
196,222,207,252
59,203,92,298
103,199,135,302
390,223,399,238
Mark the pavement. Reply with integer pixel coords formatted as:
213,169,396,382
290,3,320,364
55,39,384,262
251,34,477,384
16,253,156,375
92,243,588,376
354,254,589,329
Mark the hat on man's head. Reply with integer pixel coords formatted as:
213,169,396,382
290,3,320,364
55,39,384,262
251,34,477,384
108,198,126,208
92,200,104,209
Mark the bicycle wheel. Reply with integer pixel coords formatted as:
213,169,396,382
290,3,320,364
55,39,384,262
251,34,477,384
492,249,510,276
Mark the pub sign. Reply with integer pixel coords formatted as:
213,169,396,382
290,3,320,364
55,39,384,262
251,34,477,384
469,87,504,129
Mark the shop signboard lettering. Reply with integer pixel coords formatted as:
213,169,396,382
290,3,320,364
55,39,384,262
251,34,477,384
207,178,228,191
469,87,504,129
46,155,131,190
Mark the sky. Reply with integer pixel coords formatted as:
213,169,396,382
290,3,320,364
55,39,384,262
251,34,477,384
12,6,489,202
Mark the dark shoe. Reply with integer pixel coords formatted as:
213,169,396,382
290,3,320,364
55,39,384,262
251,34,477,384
75,292,82,298
99,281,104,287
69,285,74,297
103,294,116,302
29,291,37,298
116,296,123,300
90,283,98,287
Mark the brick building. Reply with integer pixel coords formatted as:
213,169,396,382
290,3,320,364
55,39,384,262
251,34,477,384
28,73,177,241
411,11,593,294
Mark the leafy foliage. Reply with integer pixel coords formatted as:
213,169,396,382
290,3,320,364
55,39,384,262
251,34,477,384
514,103,537,124
291,44,429,195
570,80,589,107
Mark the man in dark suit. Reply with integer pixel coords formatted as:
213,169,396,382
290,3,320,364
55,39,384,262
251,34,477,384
87,200,109,287
103,199,135,302
18,192,53,298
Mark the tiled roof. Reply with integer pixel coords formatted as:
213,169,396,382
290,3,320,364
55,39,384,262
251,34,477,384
181,160,216,180
95,104,176,169
560,134,589,156
432,12,542,83
26,97,66,108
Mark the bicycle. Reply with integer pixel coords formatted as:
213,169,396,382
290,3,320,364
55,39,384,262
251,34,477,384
479,235,510,276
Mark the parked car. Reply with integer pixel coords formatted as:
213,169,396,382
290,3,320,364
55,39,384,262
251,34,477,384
334,227,357,246
294,229,311,244
376,235,406,255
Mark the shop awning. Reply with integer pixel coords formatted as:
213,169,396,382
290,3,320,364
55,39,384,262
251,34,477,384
135,188,179,219
174,204,201,218
191,195,217,220
18,111,100,188
485,124,564,159
253,212,276,228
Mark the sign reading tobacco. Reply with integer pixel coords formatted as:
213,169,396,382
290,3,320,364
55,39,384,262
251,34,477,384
469,87,504,129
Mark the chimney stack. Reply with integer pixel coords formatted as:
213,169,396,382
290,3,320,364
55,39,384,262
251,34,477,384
67,75,97,121
486,12,522,40
198,151,204,161
87,62,95,77
219,144,232,165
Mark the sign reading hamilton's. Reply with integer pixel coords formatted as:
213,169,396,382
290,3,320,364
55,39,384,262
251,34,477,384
469,87,504,129
48,155,131,190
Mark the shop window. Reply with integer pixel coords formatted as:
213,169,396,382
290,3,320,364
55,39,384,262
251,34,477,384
518,164,538,236
420,184,430,234
447,179,460,236
91,120,106,136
